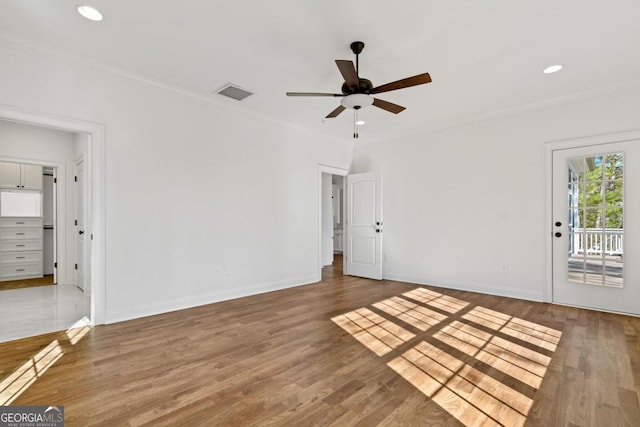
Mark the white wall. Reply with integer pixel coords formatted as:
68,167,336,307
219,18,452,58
0,40,352,323
0,120,76,284
352,84,640,301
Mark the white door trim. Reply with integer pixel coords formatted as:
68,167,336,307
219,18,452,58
0,103,106,325
543,129,640,304
317,164,349,281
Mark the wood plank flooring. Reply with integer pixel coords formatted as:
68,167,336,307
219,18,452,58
0,274,54,291
1,260,640,426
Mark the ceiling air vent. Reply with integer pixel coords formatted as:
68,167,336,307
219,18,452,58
216,84,253,101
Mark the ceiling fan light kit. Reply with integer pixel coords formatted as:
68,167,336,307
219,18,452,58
286,41,432,139
341,94,373,110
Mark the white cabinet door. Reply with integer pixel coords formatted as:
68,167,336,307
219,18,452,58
0,162,42,190
21,164,43,191
346,172,383,280
0,162,21,189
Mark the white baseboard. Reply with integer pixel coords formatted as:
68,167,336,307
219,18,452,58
384,272,544,303
104,274,319,324
104,273,544,325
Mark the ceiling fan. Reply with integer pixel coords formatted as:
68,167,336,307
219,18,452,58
286,41,432,138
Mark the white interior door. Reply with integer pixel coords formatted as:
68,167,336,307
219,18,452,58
346,172,383,280
552,141,639,314
75,158,88,294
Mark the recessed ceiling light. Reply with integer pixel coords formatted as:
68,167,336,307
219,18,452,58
77,5,103,21
355,120,366,126
543,64,563,74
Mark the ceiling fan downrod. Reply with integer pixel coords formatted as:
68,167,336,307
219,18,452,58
350,41,364,87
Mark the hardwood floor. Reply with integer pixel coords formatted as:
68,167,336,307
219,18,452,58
2,263,640,426
0,274,54,291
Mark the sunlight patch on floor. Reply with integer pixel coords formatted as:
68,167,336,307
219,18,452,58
332,307,415,356
333,286,563,427
65,316,92,345
0,340,63,405
373,296,446,331
402,288,469,314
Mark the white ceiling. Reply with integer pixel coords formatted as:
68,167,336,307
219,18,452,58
1,1,640,144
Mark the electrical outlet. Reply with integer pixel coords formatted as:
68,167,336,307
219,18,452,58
225,265,231,275
214,266,221,277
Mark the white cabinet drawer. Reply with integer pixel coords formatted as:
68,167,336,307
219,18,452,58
0,251,42,265
0,218,43,229
0,262,43,280
0,229,42,240
0,240,42,252
0,216,44,281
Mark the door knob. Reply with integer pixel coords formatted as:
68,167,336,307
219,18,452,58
79,230,85,235
554,232,562,238
555,221,562,227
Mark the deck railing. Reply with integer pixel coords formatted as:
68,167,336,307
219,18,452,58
571,228,623,255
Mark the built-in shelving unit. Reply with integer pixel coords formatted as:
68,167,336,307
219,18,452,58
0,161,44,281
0,217,44,280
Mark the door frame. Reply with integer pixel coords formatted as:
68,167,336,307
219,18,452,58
317,164,349,281
544,129,640,305
0,103,106,325
50,167,58,284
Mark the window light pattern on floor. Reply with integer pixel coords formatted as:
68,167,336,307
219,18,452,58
0,317,92,405
0,340,63,405
332,307,415,356
373,296,446,331
332,287,563,427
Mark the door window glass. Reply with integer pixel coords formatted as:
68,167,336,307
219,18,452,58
566,153,623,287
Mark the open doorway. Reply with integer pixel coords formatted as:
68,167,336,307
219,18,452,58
43,166,57,285
318,165,348,280
0,104,106,331
0,161,59,291
321,175,345,263
0,117,96,342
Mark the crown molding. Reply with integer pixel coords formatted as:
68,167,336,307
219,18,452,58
4,30,638,151
0,32,348,147
355,77,640,148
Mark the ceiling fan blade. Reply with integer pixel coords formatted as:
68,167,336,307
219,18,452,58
326,105,346,118
372,98,406,114
286,92,342,97
335,60,358,88
370,73,432,94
